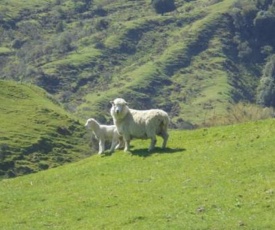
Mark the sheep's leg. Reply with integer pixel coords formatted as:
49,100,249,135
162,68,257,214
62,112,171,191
115,139,124,149
115,142,121,149
98,140,105,154
148,136,157,152
161,132,169,149
124,138,130,152
115,137,124,149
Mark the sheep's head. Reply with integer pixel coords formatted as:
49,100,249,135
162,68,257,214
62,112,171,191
110,98,128,119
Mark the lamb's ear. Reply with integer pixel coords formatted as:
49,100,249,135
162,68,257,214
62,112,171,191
110,101,114,106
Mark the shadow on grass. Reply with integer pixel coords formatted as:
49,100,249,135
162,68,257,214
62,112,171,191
130,147,186,157
100,146,186,157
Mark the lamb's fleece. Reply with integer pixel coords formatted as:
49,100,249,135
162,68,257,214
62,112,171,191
85,118,123,154
110,98,169,152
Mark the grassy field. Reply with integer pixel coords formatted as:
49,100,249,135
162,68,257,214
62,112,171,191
0,80,90,177
1,119,274,229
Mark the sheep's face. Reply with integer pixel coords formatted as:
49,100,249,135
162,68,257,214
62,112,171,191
111,98,128,118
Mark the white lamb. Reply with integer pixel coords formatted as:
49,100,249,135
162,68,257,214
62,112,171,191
110,98,169,152
85,118,123,154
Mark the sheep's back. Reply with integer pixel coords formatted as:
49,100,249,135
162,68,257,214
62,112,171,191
126,109,169,136
130,109,169,124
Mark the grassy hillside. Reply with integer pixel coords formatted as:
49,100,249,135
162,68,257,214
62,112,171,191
0,80,91,178
1,0,275,127
0,119,274,229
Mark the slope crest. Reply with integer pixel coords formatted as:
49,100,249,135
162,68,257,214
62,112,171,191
0,80,90,178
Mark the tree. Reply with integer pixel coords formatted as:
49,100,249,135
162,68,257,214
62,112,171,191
254,10,275,42
72,0,93,13
256,54,275,106
151,0,176,15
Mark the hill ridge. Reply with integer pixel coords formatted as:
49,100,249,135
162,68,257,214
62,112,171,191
2,0,275,126
0,80,90,178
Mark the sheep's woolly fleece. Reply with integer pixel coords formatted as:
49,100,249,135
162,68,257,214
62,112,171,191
110,98,169,152
85,118,123,154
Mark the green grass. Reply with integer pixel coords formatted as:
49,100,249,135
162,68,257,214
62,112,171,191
0,80,90,177
0,0,55,19
43,46,102,75
0,47,13,56
0,119,274,229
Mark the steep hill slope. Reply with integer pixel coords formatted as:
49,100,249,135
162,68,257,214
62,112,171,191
0,80,90,178
0,119,274,229
1,0,275,126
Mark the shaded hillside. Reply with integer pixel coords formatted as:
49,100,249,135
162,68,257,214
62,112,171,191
0,80,90,178
1,0,275,126
0,120,274,229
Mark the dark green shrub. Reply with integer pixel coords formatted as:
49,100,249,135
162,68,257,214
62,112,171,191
38,161,49,170
151,0,176,15
256,0,273,10
95,19,109,31
56,32,74,53
254,10,275,42
237,41,252,61
73,0,93,13
257,55,275,106
55,21,64,33
11,39,25,49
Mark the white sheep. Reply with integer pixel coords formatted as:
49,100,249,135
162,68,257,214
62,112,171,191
85,118,123,154
110,98,169,152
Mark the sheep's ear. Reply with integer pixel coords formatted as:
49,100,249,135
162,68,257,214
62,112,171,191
110,101,114,106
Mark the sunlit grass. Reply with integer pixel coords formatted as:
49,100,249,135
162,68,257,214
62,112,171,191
1,118,275,229
0,80,90,177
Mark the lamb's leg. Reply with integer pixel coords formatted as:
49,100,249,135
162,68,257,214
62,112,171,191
109,138,117,152
98,140,105,154
148,136,157,152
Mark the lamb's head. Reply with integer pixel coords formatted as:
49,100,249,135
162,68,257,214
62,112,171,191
85,118,96,129
110,98,128,119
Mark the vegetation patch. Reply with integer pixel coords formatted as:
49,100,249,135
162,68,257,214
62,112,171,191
0,80,91,178
0,47,13,56
2,0,275,126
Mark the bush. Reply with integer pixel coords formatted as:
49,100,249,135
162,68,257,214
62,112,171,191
55,21,65,33
237,41,252,61
257,54,275,106
38,161,49,170
256,0,273,10
95,19,109,31
56,32,75,53
72,0,93,13
254,10,275,42
11,39,25,49
203,102,274,127
151,0,176,15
